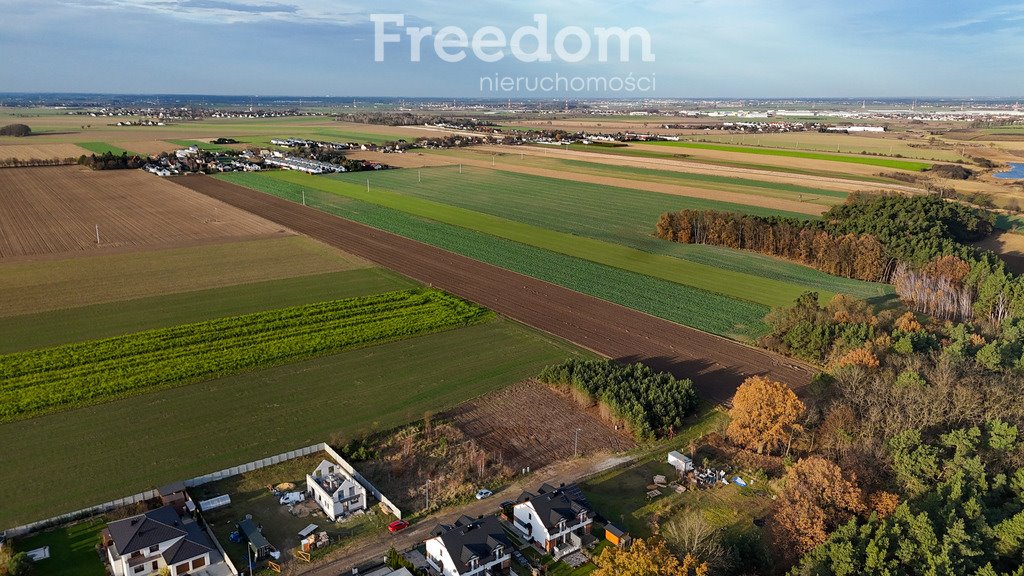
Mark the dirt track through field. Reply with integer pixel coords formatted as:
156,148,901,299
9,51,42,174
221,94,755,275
175,175,815,404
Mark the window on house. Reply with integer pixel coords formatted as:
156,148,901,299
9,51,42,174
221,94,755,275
149,545,160,553
151,561,159,570
133,566,145,574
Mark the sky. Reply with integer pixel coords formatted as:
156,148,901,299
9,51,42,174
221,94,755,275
1,0,1022,98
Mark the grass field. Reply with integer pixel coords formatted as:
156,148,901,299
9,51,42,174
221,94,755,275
258,170,814,309
217,172,771,339
646,141,933,171
0,268,413,353
166,139,233,152
12,518,107,576
0,236,370,317
74,142,137,156
0,318,586,528
1,289,488,422
328,166,888,300
672,131,963,162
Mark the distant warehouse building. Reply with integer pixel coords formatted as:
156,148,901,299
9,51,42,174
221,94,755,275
263,156,343,174
825,125,886,133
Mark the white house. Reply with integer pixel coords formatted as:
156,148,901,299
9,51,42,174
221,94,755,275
104,506,212,576
426,515,512,576
668,451,694,474
512,484,594,559
305,459,367,521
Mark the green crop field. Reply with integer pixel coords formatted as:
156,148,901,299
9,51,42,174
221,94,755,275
437,150,850,205
259,170,814,309
218,172,771,339
646,141,933,171
327,167,888,300
74,141,138,156
560,144,900,183
0,268,413,353
0,318,587,528
0,289,488,422
166,139,233,152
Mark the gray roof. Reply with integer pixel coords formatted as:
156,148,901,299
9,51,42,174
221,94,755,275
162,538,210,564
239,518,271,551
107,506,187,555
517,484,593,532
605,523,626,538
432,516,511,575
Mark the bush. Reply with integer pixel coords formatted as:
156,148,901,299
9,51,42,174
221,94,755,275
537,359,698,440
0,124,30,137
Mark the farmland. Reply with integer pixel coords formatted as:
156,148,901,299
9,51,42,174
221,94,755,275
0,318,586,528
645,140,933,171
327,166,889,300
446,381,636,473
216,172,772,338
74,141,137,156
0,268,412,353
0,142,89,161
0,166,288,258
166,138,233,152
244,170,819,309
0,236,371,317
177,174,815,398
0,289,490,422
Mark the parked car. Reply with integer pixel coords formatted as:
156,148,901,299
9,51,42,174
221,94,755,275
475,489,493,500
388,520,409,533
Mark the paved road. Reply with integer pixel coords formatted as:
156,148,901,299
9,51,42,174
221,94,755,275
289,452,635,576
176,175,815,406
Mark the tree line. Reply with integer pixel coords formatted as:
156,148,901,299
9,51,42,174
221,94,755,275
0,157,77,168
657,193,1024,325
537,359,698,441
77,152,147,170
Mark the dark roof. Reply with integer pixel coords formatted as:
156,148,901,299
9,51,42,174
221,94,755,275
162,538,210,564
239,518,271,551
433,516,512,575
158,481,187,497
517,485,594,532
605,523,626,538
107,506,187,555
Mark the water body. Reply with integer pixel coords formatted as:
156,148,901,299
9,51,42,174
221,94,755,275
995,163,1024,179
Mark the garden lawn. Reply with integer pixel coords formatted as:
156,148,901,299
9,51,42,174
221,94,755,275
12,518,106,576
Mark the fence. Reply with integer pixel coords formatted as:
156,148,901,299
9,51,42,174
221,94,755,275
195,508,240,576
4,442,401,540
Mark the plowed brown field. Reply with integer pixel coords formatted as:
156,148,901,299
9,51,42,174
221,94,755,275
0,167,289,258
447,382,636,471
176,175,815,402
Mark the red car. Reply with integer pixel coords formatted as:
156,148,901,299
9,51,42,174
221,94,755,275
388,520,409,533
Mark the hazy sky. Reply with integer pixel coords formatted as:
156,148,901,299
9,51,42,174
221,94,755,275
2,0,1022,98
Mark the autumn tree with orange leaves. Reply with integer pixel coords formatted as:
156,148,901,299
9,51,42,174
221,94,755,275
594,537,708,576
727,376,805,454
770,456,865,561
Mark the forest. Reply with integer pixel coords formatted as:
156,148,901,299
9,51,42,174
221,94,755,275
656,193,1024,325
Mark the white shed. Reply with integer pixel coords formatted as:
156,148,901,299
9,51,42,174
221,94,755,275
667,451,694,473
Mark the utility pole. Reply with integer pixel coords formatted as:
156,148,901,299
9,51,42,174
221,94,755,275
301,190,305,206
425,478,431,510
366,179,370,192
574,428,582,458
95,225,100,245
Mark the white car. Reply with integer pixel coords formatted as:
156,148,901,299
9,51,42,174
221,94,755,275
475,489,493,500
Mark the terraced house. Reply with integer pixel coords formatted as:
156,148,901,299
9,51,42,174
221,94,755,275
512,484,595,559
425,515,513,576
104,506,213,576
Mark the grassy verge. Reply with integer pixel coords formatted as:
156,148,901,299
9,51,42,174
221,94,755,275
646,141,932,171
217,172,772,339
0,318,587,528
